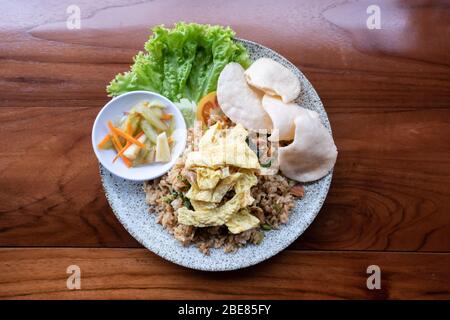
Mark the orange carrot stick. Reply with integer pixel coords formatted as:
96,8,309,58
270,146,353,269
127,121,133,135
113,142,131,163
108,122,123,149
161,113,173,120
108,127,131,167
113,132,144,163
112,135,123,152
112,141,131,167
109,121,145,148
121,156,132,167
110,135,121,151
97,134,110,149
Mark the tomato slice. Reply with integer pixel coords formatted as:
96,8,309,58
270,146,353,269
196,91,223,125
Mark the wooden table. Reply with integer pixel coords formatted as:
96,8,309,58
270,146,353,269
1,0,449,300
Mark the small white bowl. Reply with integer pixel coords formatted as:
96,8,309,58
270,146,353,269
92,91,187,181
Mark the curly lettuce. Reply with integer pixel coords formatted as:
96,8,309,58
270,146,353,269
174,98,197,128
107,23,251,104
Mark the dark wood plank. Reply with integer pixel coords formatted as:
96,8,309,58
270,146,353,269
295,108,450,251
0,106,449,251
0,107,139,247
1,0,449,108
0,248,448,299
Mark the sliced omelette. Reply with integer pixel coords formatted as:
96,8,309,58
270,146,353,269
177,191,255,227
226,208,260,234
185,123,261,170
176,123,262,233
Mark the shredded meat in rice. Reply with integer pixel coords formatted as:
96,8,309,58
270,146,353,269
144,127,302,254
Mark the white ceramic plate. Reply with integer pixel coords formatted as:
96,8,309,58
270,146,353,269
99,39,333,271
92,91,187,181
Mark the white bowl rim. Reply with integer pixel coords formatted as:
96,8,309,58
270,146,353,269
91,90,187,181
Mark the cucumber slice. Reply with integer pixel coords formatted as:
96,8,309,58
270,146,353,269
148,107,163,118
147,100,166,109
140,119,158,144
139,108,168,131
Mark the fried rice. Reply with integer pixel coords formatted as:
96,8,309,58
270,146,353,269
144,126,303,254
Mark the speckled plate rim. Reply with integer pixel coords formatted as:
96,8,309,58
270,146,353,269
99,38,334,271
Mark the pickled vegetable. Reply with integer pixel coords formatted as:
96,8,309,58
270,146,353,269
155,132,171,162
140,119,158,144
98,100,175,168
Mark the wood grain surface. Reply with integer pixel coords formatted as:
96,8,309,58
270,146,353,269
0,248,449,300
0,0,449,299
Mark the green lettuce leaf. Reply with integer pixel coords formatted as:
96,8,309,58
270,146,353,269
107,23,251,104
174,98,197,128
